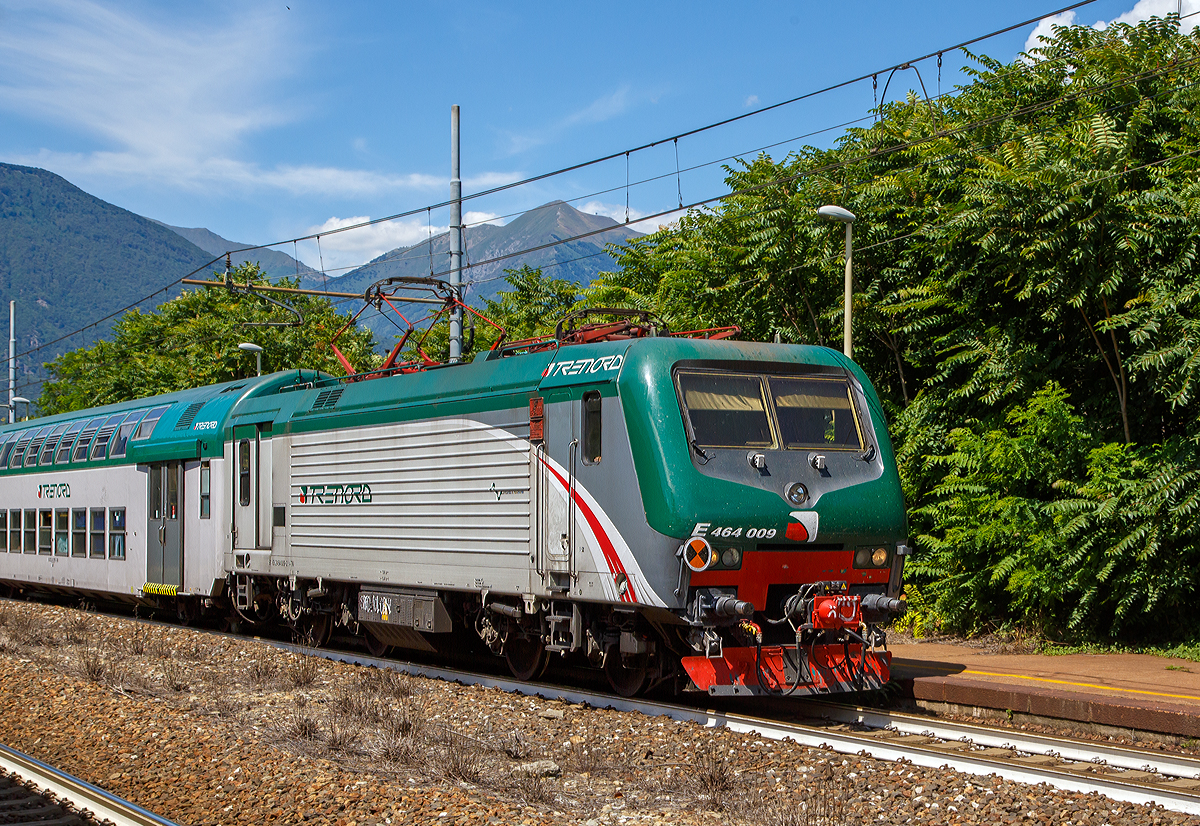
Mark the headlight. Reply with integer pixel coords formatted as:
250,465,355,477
785,482,808,505
854,546,890,569
720,548,741,568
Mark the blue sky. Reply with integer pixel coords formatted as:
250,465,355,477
0,0,1194,277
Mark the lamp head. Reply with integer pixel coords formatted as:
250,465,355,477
818,205,856,223
238,342,264,354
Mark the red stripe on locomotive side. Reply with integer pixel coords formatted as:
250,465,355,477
537,457,638,603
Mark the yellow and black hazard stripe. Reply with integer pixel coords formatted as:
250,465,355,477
142,582,178,596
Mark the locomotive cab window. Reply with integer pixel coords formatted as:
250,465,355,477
676,371,774,449
768,376,864,451
582,391,602,464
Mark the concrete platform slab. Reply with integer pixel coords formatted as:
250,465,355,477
888,642,1200,738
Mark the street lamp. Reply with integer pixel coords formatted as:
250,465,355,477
818,205,857,360
238,342,264,377
9,396,30,422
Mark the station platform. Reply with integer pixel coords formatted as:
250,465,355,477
887,641,1200,739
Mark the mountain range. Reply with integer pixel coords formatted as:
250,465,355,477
0,162,642,399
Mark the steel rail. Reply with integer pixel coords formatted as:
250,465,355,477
0,742,180,826
270,641,1200,816
802,700,1200,778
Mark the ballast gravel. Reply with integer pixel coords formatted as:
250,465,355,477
0,599,1197,826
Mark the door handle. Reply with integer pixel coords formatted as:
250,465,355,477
158,525,165,545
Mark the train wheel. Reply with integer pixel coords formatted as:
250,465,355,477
303,613,333,648
605,653,647,697
505,634,548,682
364,629,389,658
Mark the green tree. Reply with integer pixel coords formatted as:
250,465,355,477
584,16,1200,640
38,264,378,414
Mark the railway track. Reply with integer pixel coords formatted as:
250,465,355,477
271,640,1200,817
0,743,178,826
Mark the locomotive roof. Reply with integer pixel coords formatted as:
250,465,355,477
0,335,869,470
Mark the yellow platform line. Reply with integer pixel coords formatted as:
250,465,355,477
960,669,1200,702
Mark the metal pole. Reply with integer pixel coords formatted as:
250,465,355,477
843,222,853,360
8,301,14,424
448,104,463,362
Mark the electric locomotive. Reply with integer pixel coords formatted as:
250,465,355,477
0,308,907,696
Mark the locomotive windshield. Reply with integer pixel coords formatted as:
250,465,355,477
677,369,864,451
768,376,863,450
676,372,774,449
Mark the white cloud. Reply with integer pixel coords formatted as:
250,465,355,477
301,210,503,272
1026,1,1200,53
745,95,760,108
582,200,686,233
1102,0,1200,28
0,1,520,200
1024,11,1077,53
0,1,289,162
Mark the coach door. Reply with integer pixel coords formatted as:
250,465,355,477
147,462,183,587
233,428,256,550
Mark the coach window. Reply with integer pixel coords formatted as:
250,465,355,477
238,439,252,507
109,508,126,560
22,509,35,554
0,432,13,468
72,418,106,462
582,391,602,464
0,510,6,551
109,411,146,459
90,414,126,461
199,461,211,518
38,510,52,555
72,509,87,557
25,427,52,467
9,431,32,468
89,508,106,558
39,423,69,465
54,509,69,556
132,406,169,441
9,509,21,552
54,421,83,463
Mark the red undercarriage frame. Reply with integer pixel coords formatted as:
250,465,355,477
681,643,892,697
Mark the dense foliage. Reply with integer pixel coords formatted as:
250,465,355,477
584,16,1200,641
37,264,378,414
